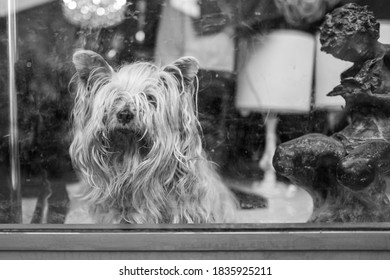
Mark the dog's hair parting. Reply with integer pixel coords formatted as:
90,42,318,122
69,50,238,223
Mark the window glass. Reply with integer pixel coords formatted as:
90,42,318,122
1,0,390,224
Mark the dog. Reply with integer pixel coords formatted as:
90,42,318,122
69,50,239,223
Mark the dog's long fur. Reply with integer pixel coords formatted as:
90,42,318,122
69,50,238,223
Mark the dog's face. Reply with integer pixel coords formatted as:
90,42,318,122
71,50,199,147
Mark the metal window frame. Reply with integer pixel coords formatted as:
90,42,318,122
0,224,390,259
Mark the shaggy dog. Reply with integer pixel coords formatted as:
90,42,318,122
69,50,238,223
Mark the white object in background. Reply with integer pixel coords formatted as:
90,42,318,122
170,0,200,18
155,1,234,72
236,30,314,113
257,112,279,195
379,20,390,43
0,0,54,17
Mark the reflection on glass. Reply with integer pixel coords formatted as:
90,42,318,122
1,0,22,223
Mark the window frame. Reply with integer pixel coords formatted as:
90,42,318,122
1,223,390,259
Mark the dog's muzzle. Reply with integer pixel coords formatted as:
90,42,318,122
116,109,134,124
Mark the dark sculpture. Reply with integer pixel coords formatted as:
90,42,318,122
273,3,390,222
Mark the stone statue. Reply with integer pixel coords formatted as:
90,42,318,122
273,3,390,222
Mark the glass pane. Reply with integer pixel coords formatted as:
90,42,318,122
1,0,390,224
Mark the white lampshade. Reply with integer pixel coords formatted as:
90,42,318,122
379,20,390,43
235,30,314,113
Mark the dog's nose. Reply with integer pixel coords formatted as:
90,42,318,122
116,109,134,124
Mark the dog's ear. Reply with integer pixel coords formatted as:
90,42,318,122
164,56,200,87
72,49,113,85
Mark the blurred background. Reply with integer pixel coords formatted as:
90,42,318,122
1,0,389,224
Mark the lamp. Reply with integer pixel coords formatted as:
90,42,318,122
236,29,314,193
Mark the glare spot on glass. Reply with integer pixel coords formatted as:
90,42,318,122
117,0,127,6
113,3,122,10
96,7,105,16
107,49,117,58
135,31,145,43
68,1,77,10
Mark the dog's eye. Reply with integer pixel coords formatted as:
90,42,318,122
146,94,157,108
